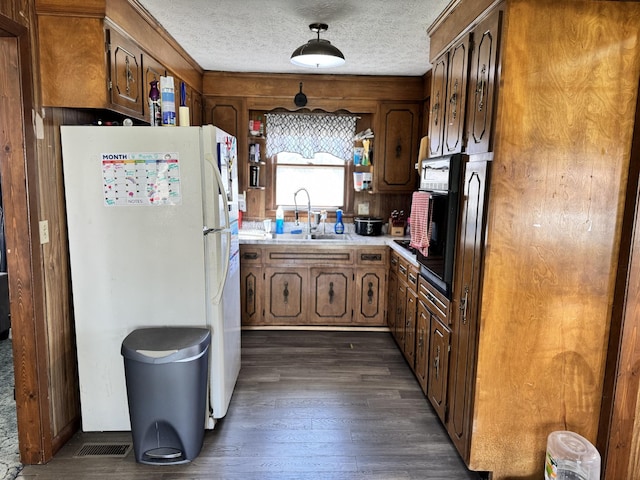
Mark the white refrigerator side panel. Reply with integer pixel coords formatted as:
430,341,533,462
61,126,209,431
201,125,241,423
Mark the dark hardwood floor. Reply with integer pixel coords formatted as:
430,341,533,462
18,330,483,479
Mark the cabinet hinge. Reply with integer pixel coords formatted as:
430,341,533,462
108,80,112,91
106,42,111,54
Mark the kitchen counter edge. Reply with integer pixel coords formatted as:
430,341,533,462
239,234,419,266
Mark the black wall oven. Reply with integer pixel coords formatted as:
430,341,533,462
415,154,463,299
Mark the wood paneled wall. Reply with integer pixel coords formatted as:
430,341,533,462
203,72,427,221
0,0,60,464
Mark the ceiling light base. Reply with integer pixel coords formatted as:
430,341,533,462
291,23,345,69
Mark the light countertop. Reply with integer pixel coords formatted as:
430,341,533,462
239,230,419,265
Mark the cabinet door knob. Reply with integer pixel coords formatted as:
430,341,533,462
367,281,374,304
329,281,335,304
283,281,289,305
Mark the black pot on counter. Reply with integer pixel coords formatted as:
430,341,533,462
354,216,383,236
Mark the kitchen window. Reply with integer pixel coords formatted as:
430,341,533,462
266,112,356,210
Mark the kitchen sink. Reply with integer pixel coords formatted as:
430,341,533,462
310,233,352,240
271,232,353,241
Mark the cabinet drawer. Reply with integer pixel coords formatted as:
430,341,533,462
418,275,450,324
240,246,263,264
356,248,388,266
407,264,419,290
397,256,410,282
266,249,353,265
389,251,400,274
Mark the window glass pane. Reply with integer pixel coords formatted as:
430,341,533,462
276,163,345,208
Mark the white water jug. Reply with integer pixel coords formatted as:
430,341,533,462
544,431,600,480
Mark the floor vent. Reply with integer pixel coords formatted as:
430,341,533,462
74,443,132,458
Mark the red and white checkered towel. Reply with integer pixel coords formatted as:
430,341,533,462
409,191,433,256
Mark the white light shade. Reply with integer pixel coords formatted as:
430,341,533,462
291,24,345,68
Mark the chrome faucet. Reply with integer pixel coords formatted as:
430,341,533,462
294,188,312,238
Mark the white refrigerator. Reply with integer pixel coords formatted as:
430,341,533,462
60,124,241,431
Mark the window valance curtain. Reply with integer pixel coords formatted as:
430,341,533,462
265,112,356,161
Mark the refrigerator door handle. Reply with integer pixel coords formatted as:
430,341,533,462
207,152,232,304
203,226,223,235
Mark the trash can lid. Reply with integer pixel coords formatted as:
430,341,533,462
121,327,211,364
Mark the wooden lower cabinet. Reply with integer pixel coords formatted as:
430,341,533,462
416,274,452,419
386,269,398,332
240,244,387,326
394,280,407,347
240,264,262,324
389,251,420,369
404,286,417,368
415,301,430,393
264,268,307,324
446,159,490,459
427,316,451,423
240,246,263,324
354,268,387,325
310,268,352,324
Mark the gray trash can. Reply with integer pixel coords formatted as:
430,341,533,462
121,327,211,465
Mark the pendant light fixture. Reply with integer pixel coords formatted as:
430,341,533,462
290,23,345,69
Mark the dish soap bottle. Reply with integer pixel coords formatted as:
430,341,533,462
334,209,344,234
276,206,284,234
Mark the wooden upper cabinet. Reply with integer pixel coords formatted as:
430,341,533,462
466,10,502,155
141,52,166,122
191,91,203,126
107,28,144,116
36,6,203,121
38,15,106,109
204,97,244,137
428,34,471,157
429,54,449,157
375,102,421,193
443,35,471,155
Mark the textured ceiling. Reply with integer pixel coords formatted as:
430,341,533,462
137,0,452,76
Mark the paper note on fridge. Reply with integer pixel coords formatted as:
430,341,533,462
101,152,182,206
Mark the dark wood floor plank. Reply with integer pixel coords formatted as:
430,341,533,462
18,330,482,480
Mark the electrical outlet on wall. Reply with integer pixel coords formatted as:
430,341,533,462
357,203,370,215
39,220,49,244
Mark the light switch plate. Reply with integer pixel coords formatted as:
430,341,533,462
358,203,370,215
39,220,49,244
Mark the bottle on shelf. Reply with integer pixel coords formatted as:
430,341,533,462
148,80,161,126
